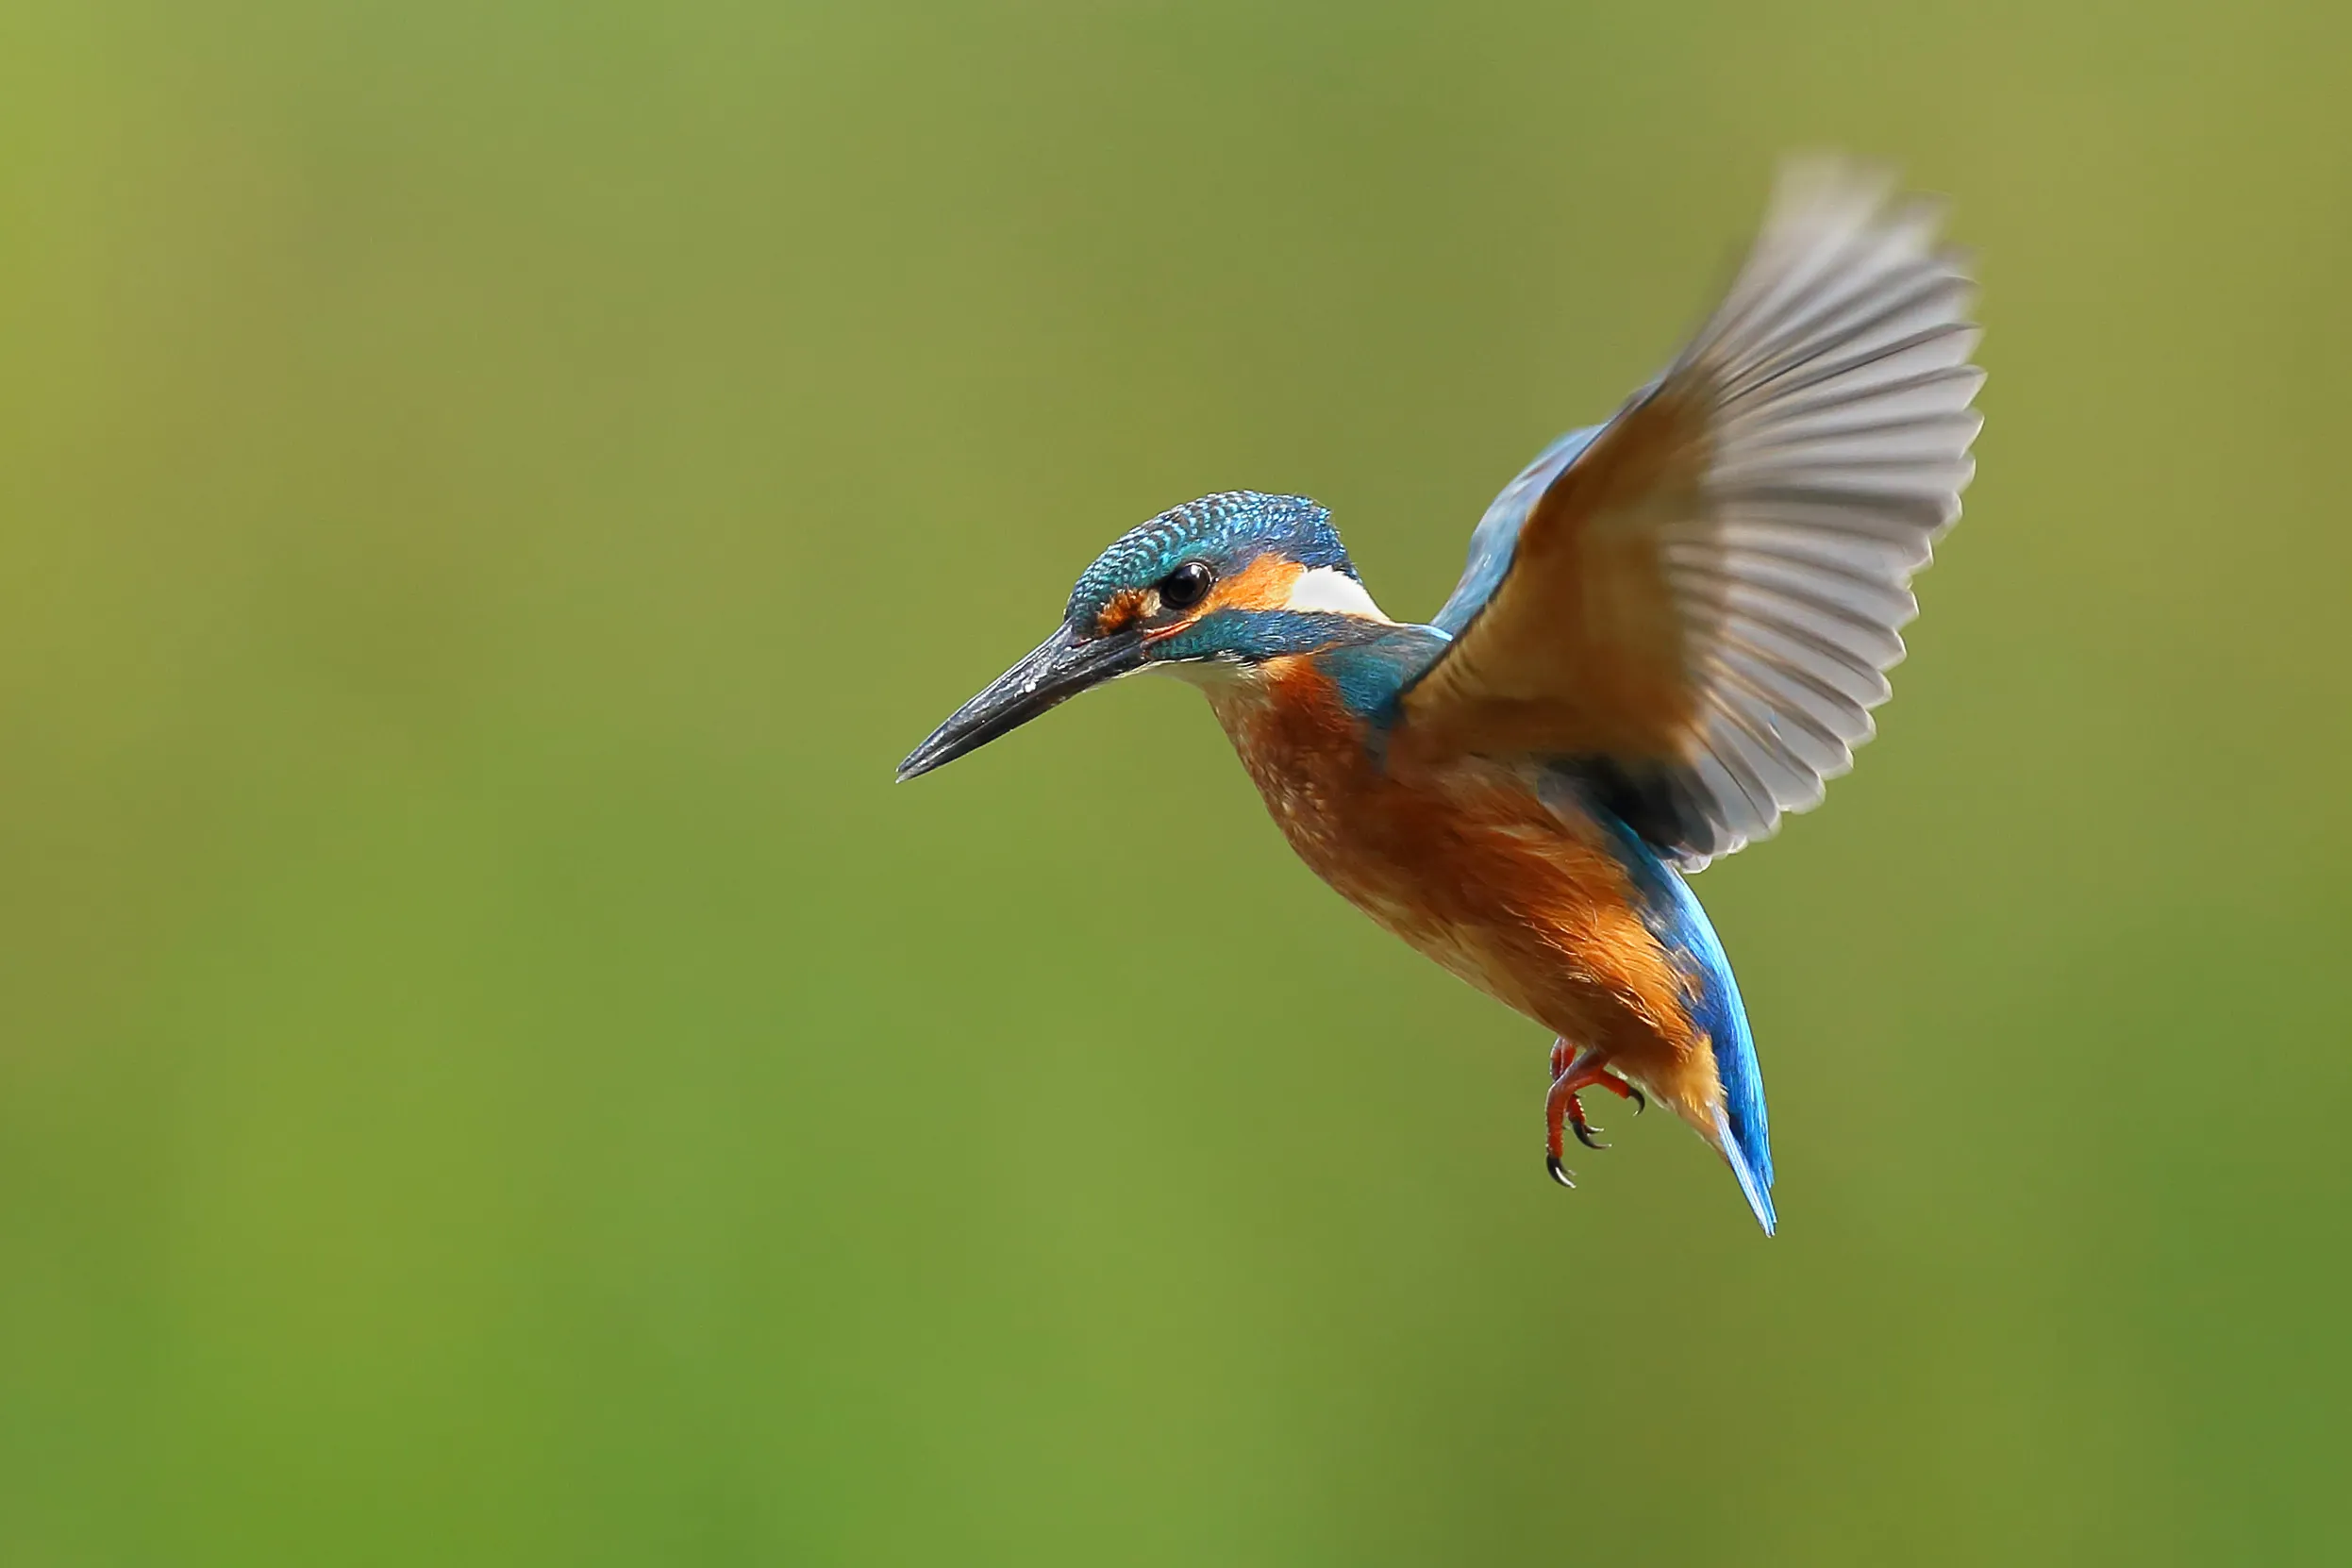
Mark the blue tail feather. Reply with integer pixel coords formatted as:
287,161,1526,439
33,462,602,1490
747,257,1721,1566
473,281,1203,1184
1593,813,1777,1234
1678,896,1774,1235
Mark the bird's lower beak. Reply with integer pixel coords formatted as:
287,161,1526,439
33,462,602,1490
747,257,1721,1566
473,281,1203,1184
896,624,1147,781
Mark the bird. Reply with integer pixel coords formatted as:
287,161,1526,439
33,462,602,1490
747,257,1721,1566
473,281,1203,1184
897,160,1982,1233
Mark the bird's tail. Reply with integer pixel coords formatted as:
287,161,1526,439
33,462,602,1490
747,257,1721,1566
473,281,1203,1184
1714,1107,1777,1238
1583,809,1778,1234
1700,959,1776,1236
1648,858,1777,1235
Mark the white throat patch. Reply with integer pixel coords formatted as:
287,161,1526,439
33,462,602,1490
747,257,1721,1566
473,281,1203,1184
1283,566,1390,621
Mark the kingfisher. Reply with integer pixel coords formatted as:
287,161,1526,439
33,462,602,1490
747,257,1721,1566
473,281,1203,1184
898,161,1981,1233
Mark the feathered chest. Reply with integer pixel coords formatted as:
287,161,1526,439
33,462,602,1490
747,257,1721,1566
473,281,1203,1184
1199,657,1696,1055
1201,659,1402,892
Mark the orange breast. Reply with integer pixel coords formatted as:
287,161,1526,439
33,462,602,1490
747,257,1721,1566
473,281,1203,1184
1205,657,1724,1126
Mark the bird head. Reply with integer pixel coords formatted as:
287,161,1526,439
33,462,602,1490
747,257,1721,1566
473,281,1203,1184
897,491,1391,781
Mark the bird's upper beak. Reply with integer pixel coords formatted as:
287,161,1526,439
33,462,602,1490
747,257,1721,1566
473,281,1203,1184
896,624,1147,782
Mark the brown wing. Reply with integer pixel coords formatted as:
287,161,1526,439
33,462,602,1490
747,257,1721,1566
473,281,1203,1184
1400,159,1984,867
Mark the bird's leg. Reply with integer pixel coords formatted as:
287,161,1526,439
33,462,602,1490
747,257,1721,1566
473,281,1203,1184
1552,1045,1610,1152
1543,1042,1649,1185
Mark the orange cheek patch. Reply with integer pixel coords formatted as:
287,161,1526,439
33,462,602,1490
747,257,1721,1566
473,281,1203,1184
1200,554,1303,614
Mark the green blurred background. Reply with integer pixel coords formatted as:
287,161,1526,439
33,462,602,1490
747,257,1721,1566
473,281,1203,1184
4,2,2348,1563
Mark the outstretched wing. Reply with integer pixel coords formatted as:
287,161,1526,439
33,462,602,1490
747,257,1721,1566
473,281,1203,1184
1401,158,1984,867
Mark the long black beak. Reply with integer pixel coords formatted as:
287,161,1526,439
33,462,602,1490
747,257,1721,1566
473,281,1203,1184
896,624,1146,782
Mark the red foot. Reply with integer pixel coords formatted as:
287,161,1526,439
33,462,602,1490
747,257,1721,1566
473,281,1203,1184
1543,1041,1648,1186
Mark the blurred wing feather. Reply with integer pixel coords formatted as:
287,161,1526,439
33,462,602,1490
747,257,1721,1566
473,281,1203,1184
1403,159,1984,867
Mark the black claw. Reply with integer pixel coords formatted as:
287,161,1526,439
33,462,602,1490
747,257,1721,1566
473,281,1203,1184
1545,1155,1577,1189
1573,1121,1610,1151
1628,1086,1647,1115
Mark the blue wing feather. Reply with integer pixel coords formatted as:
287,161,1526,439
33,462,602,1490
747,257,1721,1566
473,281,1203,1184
1428,424,1606,636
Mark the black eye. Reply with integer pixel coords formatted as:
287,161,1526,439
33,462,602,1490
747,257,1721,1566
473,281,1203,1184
1158,560,1215,611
